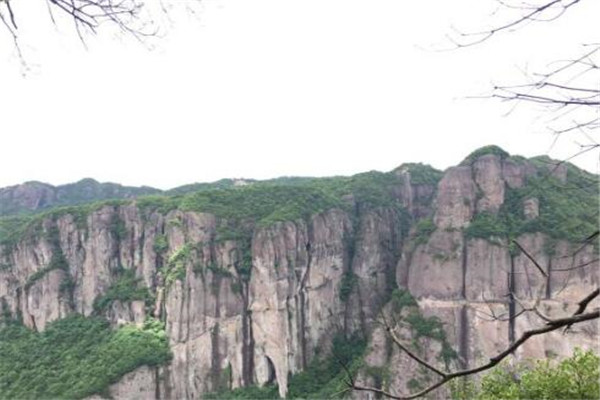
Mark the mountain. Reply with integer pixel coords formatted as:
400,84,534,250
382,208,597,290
0,178,161,216
0,145,597,399
0,177,317,217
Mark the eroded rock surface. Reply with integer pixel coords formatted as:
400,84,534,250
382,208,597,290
1,152,597,399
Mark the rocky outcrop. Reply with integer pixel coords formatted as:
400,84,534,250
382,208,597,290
0,150,597,399
0,178,160,216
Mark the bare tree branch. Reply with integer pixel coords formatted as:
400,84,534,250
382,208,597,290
350,293,599,399
512,239,548,277
448,0,582,48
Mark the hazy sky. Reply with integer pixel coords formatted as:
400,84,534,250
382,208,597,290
0,0,598,189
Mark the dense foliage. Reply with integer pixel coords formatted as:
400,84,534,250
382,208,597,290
0,315,170,399
92,267,153,314
0,179,159,217
460,145,510,165
0,200,128,248
339,271,358,302
2,150,596,250
0,171,407,247
390,289,457,366
466,172,598,243
205,333,366,399
412,217,437,246
451,349,599,399
393,163,443,185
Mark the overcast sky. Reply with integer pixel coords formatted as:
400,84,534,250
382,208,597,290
0,0,598,189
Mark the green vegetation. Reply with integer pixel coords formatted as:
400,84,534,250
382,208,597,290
390,288,418,313
466,171,598,244
0,215,31,248
204,384,279,399
109,213,127,240
413,217,436,246
92,268,152,314
0,202,125,249
286,334,366,399
162,244,190,286
24,254,68,290
451,349,599,400
364,365,392,392
206,262,234,278
0,315,171,399
0,179,159,217
464,212,506,240
460,145,510,166
394,163,443,185
24,225,70,291
1,170,408,247
390,289,457,366
205,333,366,400
339,271,358,302
153,234,169,254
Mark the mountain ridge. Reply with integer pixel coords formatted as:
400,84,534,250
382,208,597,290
0,144,597,399
1,145,596,219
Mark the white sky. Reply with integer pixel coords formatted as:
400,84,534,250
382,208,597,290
0,0,598,189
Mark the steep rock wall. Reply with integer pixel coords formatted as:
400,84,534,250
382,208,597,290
0,151,597,399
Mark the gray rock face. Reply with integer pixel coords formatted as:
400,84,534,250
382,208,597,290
434,166,476,229
0,179,160,216
523,197,539,220
1,152,597,399
473,154,505,213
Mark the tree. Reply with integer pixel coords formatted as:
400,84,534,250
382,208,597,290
449,0,599,161
451,348,599,399
0,0,164,63
0,0,146,37
347,1,599,398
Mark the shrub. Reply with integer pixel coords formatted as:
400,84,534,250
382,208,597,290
395,163,443,186
153,234,168,254
465,212,507,239
92,268,152,314
460,145,510,165
414,217,436,245
339,271,358,302
0,315,171,399
452,349,600,400
390,289,418,313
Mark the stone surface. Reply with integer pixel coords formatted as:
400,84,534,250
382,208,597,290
1,152,597,399
523,197,539,220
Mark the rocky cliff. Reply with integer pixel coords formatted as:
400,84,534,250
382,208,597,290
0,178,161,216
0,146,597,399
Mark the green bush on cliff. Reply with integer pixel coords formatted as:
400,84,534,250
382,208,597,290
460,145,510,166
466,172,598,244
92,268,153,314
515,176,598,243
413,217,436,245
451,349,599,400
162,244,190,286
204,384,279,399
287,333,366,399
24,225,71,290
394,163,443,185
464,212,507,240
0,170,408,248
0,315,171,399
339,271,358,302
205,333,366,400
390,288,418,313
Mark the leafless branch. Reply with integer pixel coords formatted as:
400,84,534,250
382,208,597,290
1,0,157,49
512,239,548,277
350,290,599,399
384,318,447,377
448,0,582,48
